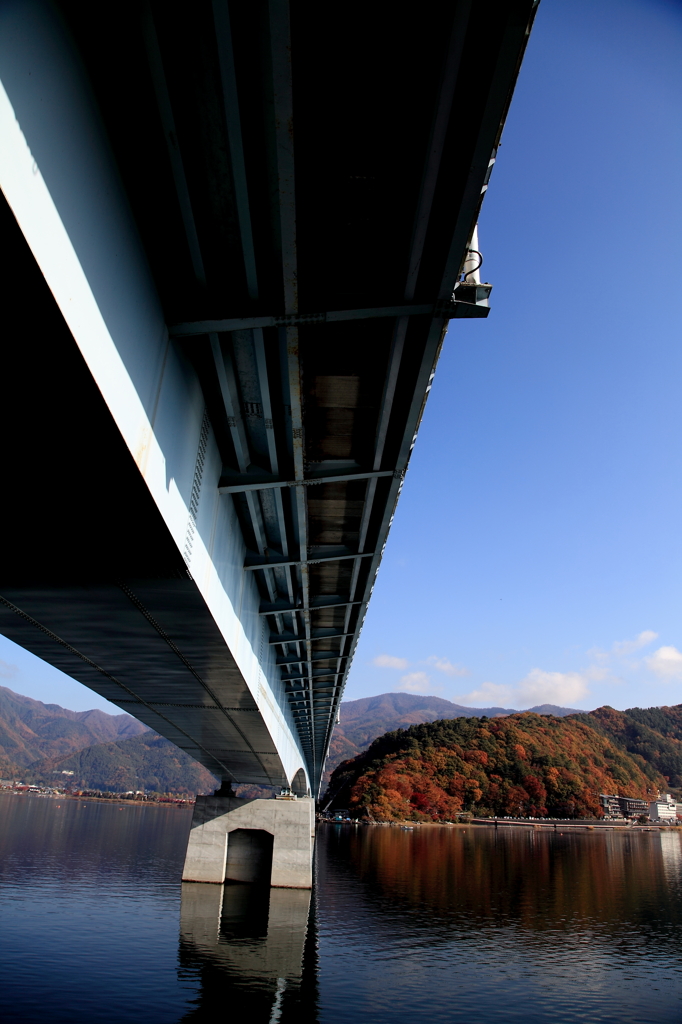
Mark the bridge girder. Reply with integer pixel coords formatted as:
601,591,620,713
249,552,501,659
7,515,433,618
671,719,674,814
0,0,538,795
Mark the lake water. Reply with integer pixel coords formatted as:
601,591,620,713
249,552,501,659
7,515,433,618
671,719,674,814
1,796,682,1023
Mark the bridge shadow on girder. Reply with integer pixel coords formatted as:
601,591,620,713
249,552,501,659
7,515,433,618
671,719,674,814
178,882,318,1022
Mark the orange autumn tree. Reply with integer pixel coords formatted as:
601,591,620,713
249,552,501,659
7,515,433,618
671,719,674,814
326,713,663,822
577,705,682,786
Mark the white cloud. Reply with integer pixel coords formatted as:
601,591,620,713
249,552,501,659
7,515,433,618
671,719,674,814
426,656,469,677
377,630,668,711
456,681,515,706
646,645,682,680
515,668,589,707
611,630,658,657
0,659,18,679
591,630,659,665
373,654,409,670
456,669,589,710
398,672,439,694
585,663,611,683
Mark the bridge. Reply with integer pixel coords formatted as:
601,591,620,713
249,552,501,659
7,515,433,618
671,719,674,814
0,0,537,883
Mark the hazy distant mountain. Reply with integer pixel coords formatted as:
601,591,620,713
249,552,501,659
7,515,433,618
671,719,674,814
527,703,584,717
25,732,217,795
0,685,148,772
325,692,584,780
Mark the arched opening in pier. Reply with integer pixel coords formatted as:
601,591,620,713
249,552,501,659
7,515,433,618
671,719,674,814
225,829,274,884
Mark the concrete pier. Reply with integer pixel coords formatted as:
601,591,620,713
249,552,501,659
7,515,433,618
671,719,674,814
182,796,315,888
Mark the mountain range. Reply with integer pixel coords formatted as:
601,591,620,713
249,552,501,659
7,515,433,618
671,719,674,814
25,731,218,795
0,685,148,774
5,684,680,815
0,685,217,794
0,685,584,794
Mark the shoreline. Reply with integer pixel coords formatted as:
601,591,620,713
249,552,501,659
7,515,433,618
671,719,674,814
321,818,680,832
0,790,194,808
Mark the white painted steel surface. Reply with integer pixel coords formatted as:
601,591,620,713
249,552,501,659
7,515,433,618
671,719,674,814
0,0,308,792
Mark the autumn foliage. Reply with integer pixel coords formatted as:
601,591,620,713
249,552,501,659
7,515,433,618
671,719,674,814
574,705,682,787
327,713,664,821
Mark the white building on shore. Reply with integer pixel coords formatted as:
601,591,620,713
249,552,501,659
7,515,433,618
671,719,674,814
648,794,678,821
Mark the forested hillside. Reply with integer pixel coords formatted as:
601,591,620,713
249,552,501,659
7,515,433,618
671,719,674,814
325,692,583,780
0,685,147,775
576,705,682,788
326,712,665,821
26,732,218,795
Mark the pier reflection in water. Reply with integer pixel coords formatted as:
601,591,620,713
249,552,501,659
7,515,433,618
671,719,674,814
179,882,314,1023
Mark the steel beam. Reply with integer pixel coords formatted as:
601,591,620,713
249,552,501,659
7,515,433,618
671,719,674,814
211,332,277,602
269,630,352,645
318,0,480,759
403,2,472,302
168,301,459,337
278,651,345,666
259,597,361,616
285,671,341,683
268,0,318,774
245,551,374,571
218,468,394,494
141,5,206,287
212,0,258,300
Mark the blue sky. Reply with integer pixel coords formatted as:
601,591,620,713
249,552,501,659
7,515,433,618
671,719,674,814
346,0,682,712
2,0,682,715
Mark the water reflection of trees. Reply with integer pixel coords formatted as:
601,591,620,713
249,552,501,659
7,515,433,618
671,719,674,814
0,795,191,885
176,828,682,1020
322,826,682,938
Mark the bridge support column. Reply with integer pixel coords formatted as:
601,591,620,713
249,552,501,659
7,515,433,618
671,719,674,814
182,796,314,888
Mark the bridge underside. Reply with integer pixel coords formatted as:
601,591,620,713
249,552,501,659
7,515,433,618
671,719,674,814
0,198,295,790
0,0,537,794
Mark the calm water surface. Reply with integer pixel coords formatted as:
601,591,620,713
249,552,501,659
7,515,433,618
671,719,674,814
1,795,681,1023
